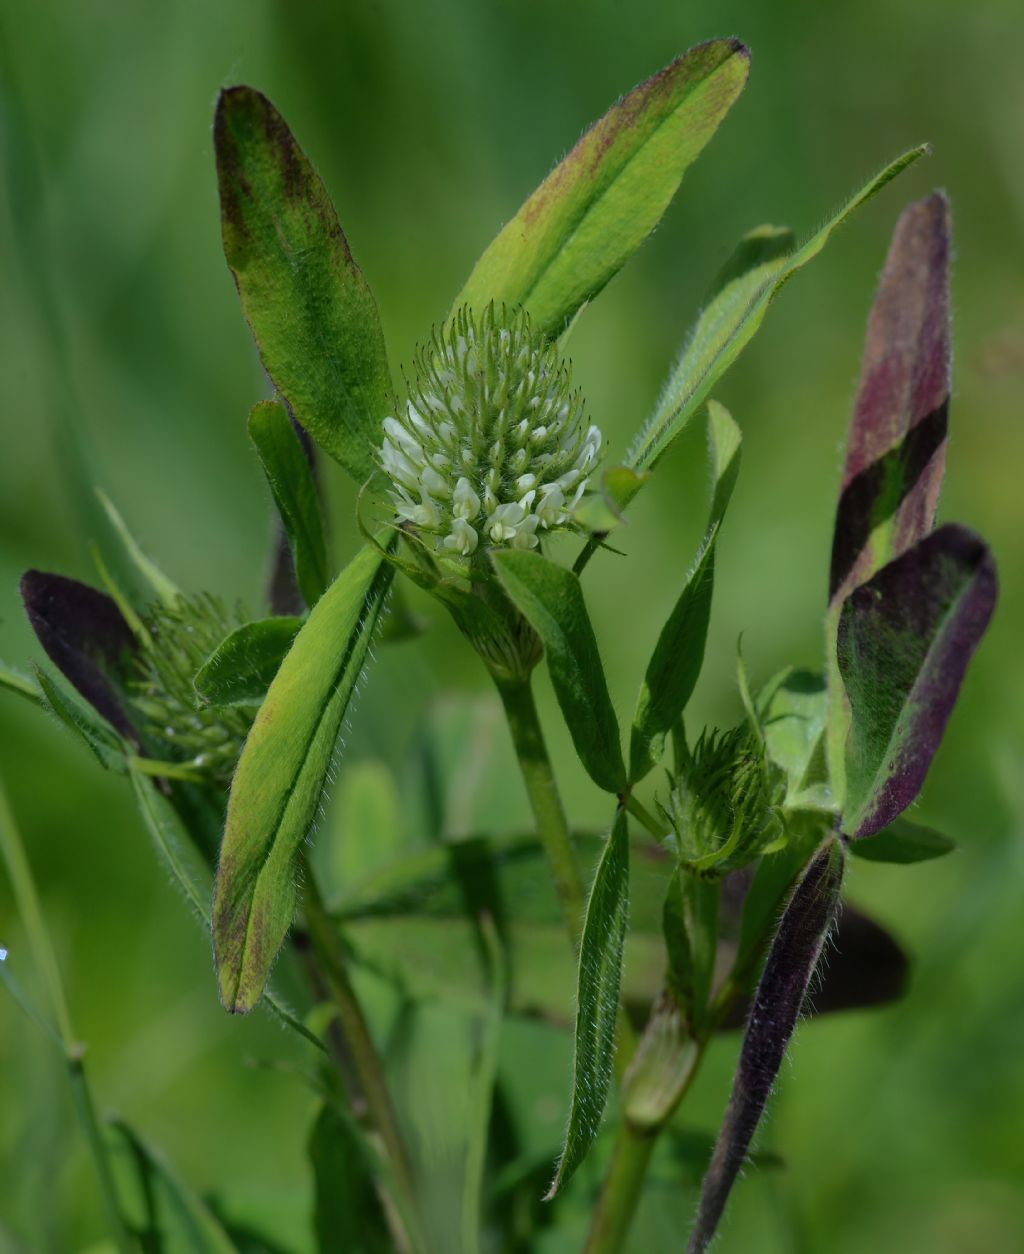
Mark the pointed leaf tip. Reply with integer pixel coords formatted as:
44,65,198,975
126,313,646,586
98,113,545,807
454,38,750,336
20,570,138,741
830,190,952,606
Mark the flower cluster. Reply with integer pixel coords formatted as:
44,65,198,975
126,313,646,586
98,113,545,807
380,306,601,558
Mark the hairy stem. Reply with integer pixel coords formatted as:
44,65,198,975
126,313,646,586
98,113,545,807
495,676,586,948
300,861,419,1226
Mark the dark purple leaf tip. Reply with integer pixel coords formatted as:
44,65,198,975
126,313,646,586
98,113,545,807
20,570,138,741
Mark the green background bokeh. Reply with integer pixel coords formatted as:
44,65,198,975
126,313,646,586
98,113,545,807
1,2,1022,1250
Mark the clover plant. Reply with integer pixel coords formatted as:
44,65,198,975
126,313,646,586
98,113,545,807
0,35,997,1254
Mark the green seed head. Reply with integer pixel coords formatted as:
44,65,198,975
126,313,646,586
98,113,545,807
380,305,601,560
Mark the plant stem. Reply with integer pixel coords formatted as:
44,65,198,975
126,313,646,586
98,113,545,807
583,1124,657,1254
624,793,668,840
0,783,135,1254
495,676,586,949
300,861,419,1216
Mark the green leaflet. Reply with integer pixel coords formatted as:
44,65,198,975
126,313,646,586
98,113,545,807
35,665,127,773
626,146,929,480
95,489,180,610
111,1118,239,1254
545,809,630,1197
848,816,955,864
194,616,303,707
213,542,393,1013
453,39,750,338
758,667,831,810
492,550,625,794
308,1103,392,1254
0,659,43,706
248,400,330,609
215,87,393,483
629,401,741,782
129,770,325,1052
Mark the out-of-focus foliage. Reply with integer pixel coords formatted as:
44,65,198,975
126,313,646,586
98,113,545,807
1,2,1021,1251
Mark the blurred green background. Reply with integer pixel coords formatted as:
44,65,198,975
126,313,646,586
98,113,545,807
1,1,1022,1251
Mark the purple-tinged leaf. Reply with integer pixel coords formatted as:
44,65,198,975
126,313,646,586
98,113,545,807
453,39,750,338
829,192,951,606
20,571,138,741
838,524,996,839
688,839,844,1254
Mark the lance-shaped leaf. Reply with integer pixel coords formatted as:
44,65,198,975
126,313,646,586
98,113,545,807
827,192,951,804
546,809,630,1198
492,550,625,794
131,770,325,1050
629,401,740,781
309,1103,392,1254
215,87,393,483
249,400,330,609
95,490,180,610
849,816,955,864
194,616,303,707
838,524,996,839
213,543,393,1013
453,39,750,338
688,839,844,1254
111,1118,238,1254
34,666,127,773
829,192,951,607
758,668,831,810
626,147,928,481
20,571,138,741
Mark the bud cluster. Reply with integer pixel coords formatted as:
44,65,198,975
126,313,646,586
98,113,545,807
131,594,253,781
380,305,601,559
666,727,786,877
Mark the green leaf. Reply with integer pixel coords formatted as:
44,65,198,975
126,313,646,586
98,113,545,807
545,809,629,1198
0,660,42,706
328,759,404,891
848,815,955,864
95,490,180,609
758,668,831,808
35,665,127,773
248,400,330,609
453,39,750,337
629,401,740,782
129,769,325,1052
213,542,394,1013
838,524,996,838
194,616,303,707
111,1118,239,1254
626,147,929,478
215,87,393,483
308,1103,392,1254
492,550,625,794
662,868,719,1032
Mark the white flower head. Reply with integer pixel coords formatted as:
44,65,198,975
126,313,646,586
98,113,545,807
378,305,602,558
